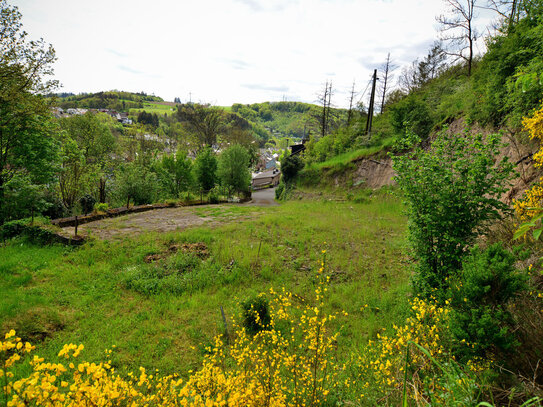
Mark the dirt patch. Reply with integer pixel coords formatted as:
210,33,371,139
62,205,258,240
144,242,210,263
4,308,65,343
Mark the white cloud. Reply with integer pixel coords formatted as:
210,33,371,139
13,0,499,107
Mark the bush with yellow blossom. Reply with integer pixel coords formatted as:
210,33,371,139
1,259,492,406
515,102,543,229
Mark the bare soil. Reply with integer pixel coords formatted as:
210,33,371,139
62,205,256,240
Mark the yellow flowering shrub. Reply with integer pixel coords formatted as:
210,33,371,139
1,264,347,406
515,103,543,220
1,262,489,406
350,297,487,405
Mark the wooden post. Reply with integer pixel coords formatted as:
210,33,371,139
74,215,78,237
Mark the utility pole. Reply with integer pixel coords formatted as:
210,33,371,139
365,69,378,137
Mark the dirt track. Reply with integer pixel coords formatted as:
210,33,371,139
63,189,277,240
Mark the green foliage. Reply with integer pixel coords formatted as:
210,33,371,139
0,0,59,223
59,112,116,164
389,94,434,138
472,8,543,127
193,147,217,192
241,295,271,335
233,101,347,141
275,182,285,200
176,104,225,147
153,151,192,198
79,195,96,215
93,202,109,213
0,217,56,244
54,90,162,111
217,144,251,196
113,162,158,206
0,174,51,223
391,128,514,298
281,154,304,185
137,110,159,128
449,244,527,360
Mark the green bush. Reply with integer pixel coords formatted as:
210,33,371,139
449,244,527,360
79,195,96,215
241,295,271,335
391,128,514,298
93,203,109,213
281,154,304,185
389,94,433,138
275,182,285,200
0,218,55,244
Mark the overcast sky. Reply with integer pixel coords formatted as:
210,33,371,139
14,0,496,107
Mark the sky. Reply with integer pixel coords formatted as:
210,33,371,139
13,0,497,107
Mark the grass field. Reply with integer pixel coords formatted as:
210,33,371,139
129,102,176,116
309,137,396,171
0,191,409,379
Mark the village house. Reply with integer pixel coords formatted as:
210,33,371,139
252,168,281,189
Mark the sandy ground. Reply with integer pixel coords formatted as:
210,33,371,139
63,189,277,240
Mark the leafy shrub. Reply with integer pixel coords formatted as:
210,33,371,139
113,162,158,206
93,202,109,213
79,195,96,214
389,94,433,138
0,217,57,244
280,154,304,185
392,128,514,298
241,295,271,335
449,244,527,360
275,182,285,200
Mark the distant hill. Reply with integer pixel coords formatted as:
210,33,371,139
50,91,164,112
232,101,349,141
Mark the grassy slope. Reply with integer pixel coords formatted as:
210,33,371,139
0,193,408,377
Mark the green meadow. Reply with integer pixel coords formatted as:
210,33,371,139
0,192,408,377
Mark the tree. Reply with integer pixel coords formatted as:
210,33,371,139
217,144,251,197
193,147,217,192
316,81,333,138
280,154,304,185
437,0,478,76
378,54,397,114
398,43,446,93
391,128,514,298
114,161,158,207
482,0,535,30
346,81,357,125
59,112,115,164
155,151,192,198
0,0,59,223
176,103,225,149
58,135,85,211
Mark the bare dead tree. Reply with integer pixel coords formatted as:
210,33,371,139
325,80,333,134
379,53,397,114
480,0,533,29
347,80,356,125
316,80,333,138
437,0,478,76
